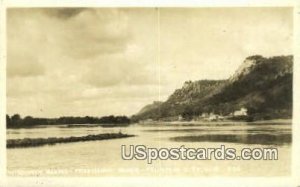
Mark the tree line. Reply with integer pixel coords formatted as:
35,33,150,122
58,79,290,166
6,114,131,128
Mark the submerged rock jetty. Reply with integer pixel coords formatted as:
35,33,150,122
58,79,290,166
7,133,135,148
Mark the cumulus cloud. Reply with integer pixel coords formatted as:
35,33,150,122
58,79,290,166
6,8,293,117
44,8,86,19
81,54,159,87
58,9,131,58
7,8,160,117
7,52,45,77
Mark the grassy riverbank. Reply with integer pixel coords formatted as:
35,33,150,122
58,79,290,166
7,133,135,148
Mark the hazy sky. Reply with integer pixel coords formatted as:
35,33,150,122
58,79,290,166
7,8,293,117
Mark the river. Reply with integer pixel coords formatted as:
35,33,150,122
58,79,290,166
7,120,291,177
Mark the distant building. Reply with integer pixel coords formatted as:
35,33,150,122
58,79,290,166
201,113,209,118
208,113,218,121
178,115,183,121
200,112,226,121
217,115,225,120
233,107,248,116
208,113,225,121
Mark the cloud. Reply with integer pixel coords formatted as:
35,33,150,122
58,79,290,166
7,8,132,61
159,7,293,90
56,9,131,58
7,52,45,77
6,8,293,117
81,54,159,88
44,8,86,19
7,8,160,117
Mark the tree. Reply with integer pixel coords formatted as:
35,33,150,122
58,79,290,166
23,116,34,126
6,115,11,127
11,114,22,126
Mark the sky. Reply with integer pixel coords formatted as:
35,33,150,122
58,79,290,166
7,8,293,118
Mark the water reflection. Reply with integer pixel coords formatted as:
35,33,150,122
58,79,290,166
144,128,289,133
170,133,291,145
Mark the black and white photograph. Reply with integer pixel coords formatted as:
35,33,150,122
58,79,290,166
1,2,299,187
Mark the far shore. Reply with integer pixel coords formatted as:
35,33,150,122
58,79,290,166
7,133,135,148
139,118,292,125
6,118,292,129
6,123,131,129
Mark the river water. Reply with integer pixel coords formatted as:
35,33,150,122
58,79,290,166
7,121,291,177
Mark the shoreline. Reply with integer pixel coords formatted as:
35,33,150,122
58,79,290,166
139,118,292,125
6,123,131,129
7,133,135,148
6,118,292,129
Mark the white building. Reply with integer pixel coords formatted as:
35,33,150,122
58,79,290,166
233,107,248,116
178,115,183,121
201,113,209,118
208,114,217,121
